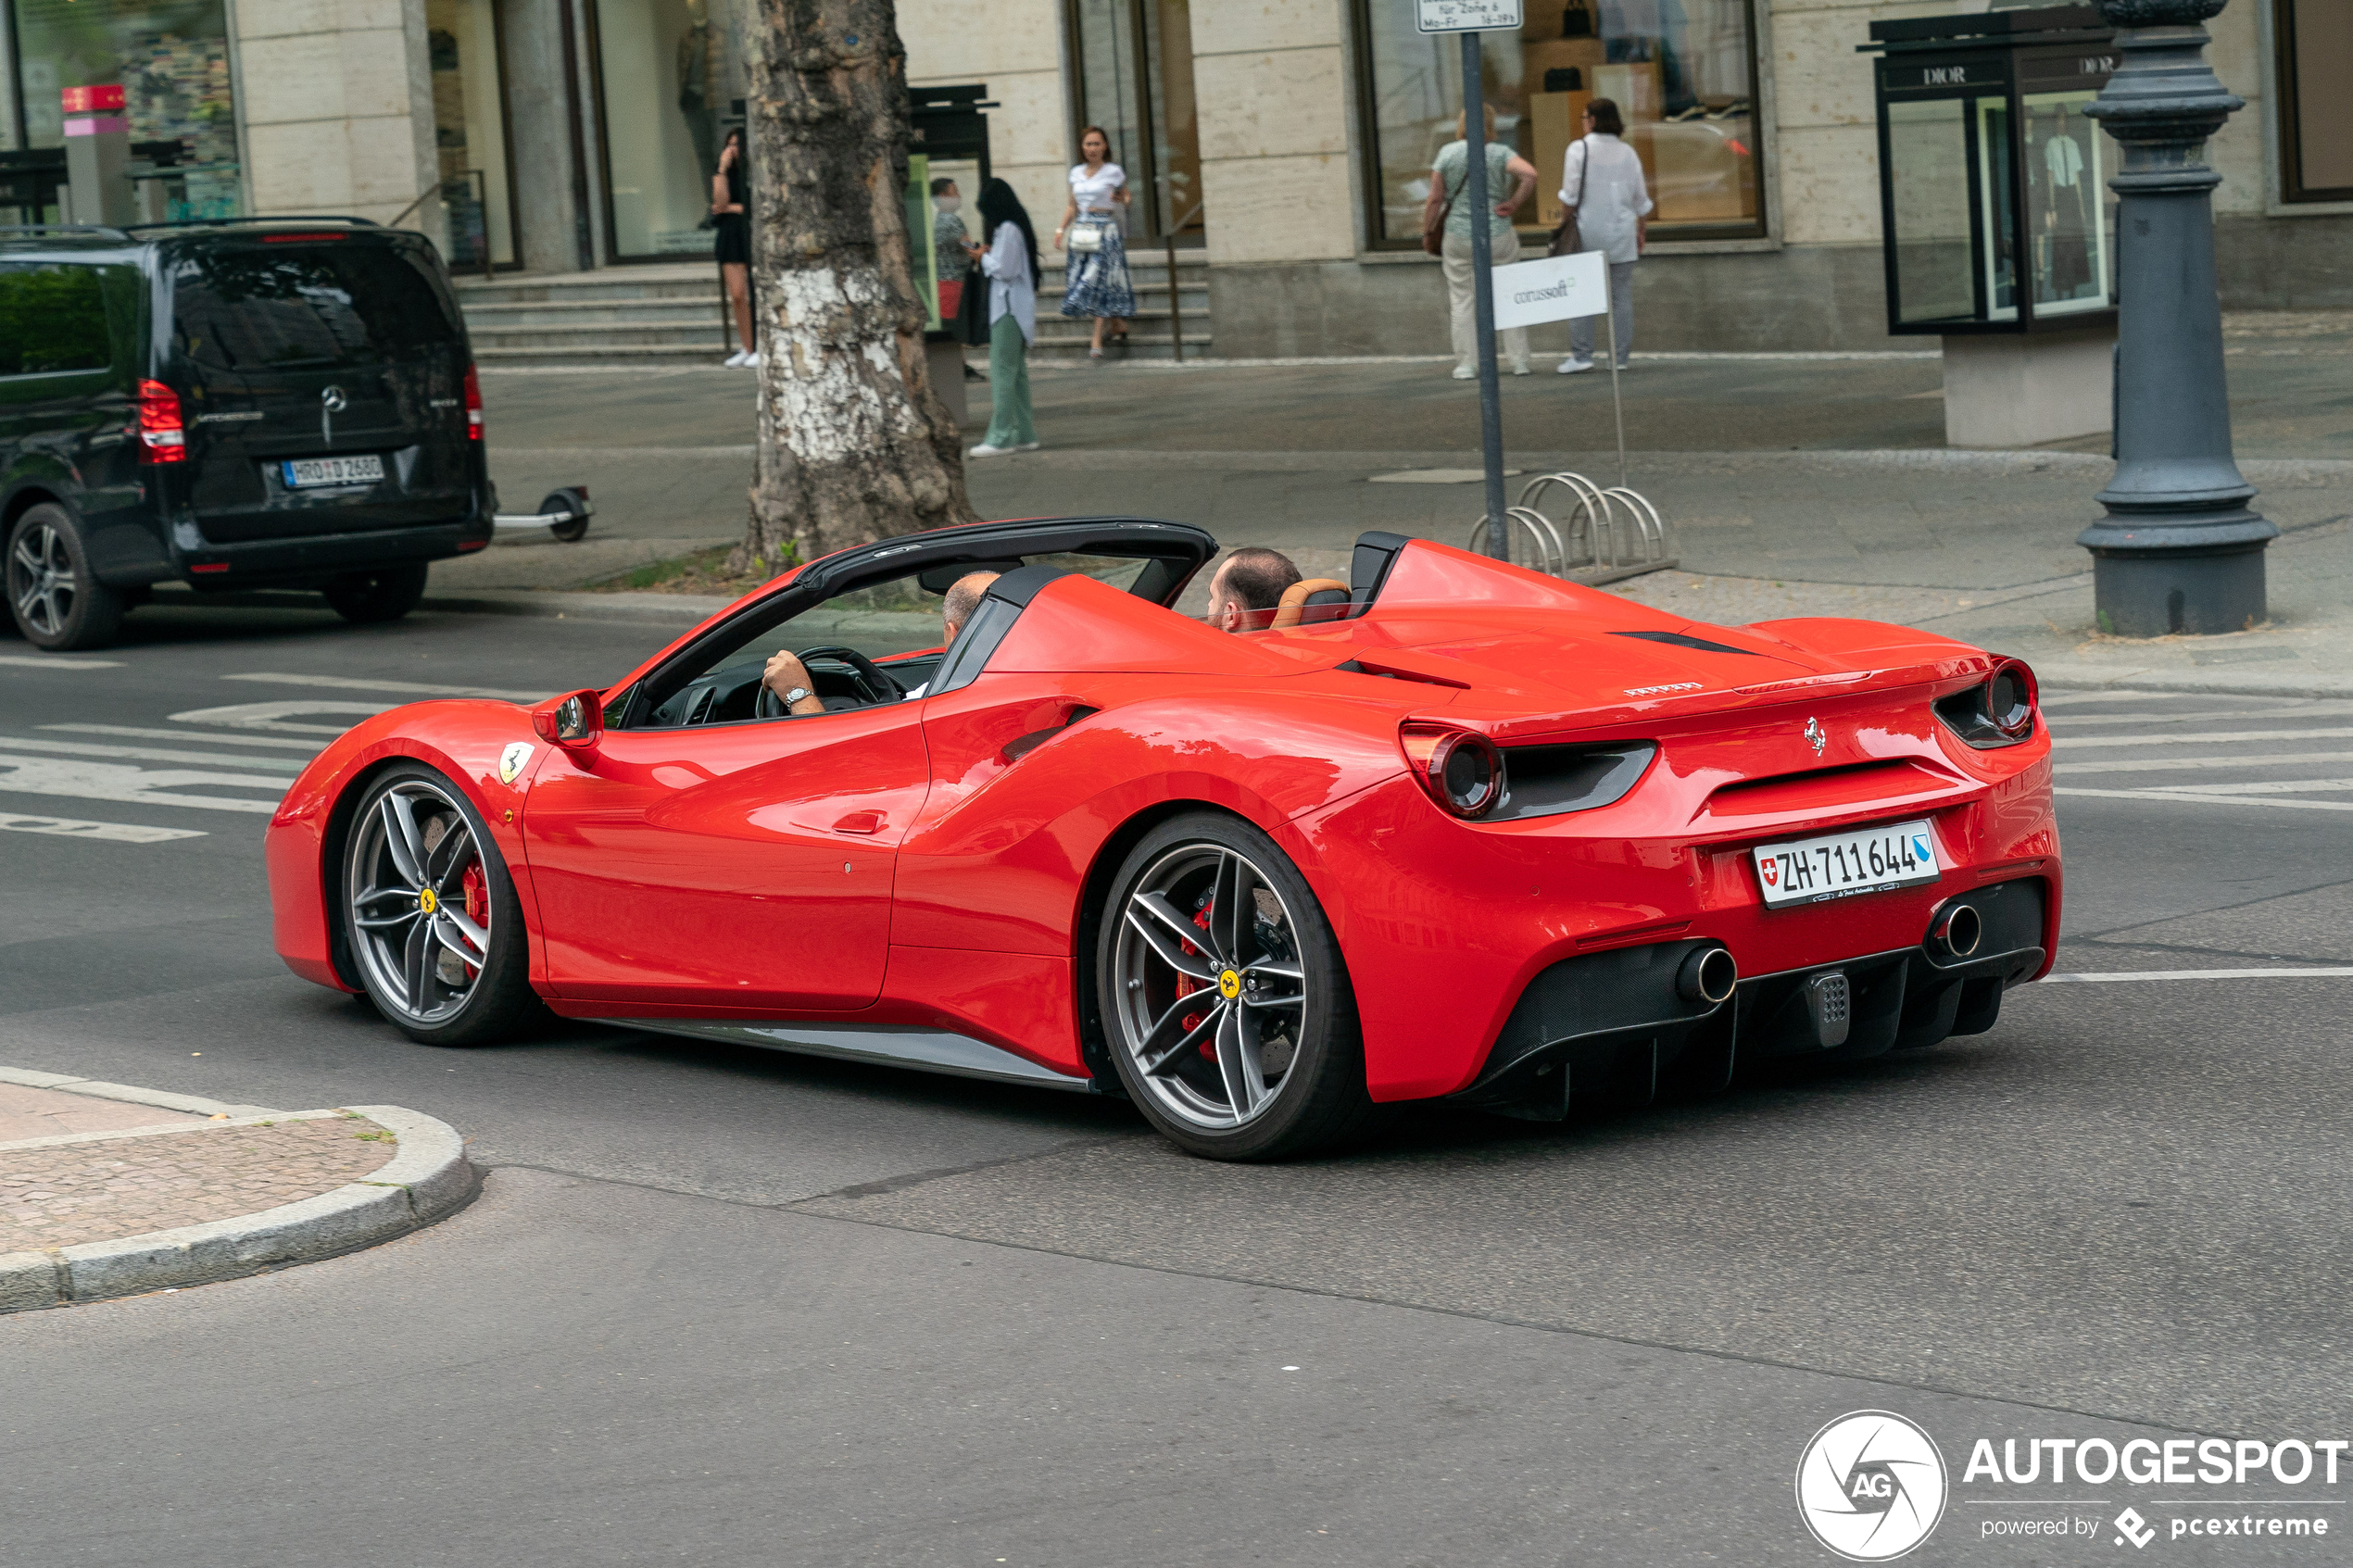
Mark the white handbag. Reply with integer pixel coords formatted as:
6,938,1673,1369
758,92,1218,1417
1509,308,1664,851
1067,220,1106,254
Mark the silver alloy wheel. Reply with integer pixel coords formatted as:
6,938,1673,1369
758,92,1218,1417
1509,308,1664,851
347,780,493,1026
1111,842,1311,1131
8,521,76,638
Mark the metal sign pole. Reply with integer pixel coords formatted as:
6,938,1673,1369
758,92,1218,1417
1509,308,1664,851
1604,273,1626,488
1462,32,1509,561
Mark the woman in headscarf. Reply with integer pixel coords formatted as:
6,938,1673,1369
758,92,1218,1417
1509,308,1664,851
964,178,1041,458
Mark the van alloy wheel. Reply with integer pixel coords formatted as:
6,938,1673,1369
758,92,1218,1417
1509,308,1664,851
8,521,77,638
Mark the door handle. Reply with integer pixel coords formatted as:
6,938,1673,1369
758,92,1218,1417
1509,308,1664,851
832,810,886,834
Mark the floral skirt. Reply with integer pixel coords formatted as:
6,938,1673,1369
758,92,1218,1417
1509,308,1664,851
1060,218,1136,319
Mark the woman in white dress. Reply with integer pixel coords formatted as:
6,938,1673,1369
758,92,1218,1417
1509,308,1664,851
1555,97,1653,374
1051,127,1138,358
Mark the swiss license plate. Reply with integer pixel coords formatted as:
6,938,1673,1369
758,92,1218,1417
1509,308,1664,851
1753,819,1940,909
281,455,384,489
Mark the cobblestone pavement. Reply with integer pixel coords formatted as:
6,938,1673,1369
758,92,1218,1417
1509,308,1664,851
0,1082,201,1142
0,1109,396,1252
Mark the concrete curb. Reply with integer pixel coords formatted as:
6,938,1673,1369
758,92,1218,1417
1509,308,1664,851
0,1064,274,1119
0,1103,477,1313
2034,662,2353,701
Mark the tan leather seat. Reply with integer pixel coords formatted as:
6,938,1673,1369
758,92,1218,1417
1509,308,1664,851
1270,577,1353,630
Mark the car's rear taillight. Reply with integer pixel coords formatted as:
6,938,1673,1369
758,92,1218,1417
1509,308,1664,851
464,363,484,441
135,380,186,464
1400,721,1506,820
1985,658,2037,739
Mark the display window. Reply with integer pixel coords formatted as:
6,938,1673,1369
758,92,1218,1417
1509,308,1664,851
428,0,517,270
590,0,752,261
1870,31,2118,336
2275,0,2353,204
1352,0,1763,249
7,0,240,219
1067,0,1203,242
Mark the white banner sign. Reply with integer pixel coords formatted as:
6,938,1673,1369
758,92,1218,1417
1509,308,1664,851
1490,249,1608,331
1415,0,1521,33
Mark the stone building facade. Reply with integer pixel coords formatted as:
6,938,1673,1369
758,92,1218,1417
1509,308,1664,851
3,0,2344,351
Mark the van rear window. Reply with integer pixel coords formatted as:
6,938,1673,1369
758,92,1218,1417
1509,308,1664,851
170,245,461,371
0,263,113,376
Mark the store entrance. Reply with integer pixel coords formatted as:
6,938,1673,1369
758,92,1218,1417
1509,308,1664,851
590,0,750,262
1067,0,1203,244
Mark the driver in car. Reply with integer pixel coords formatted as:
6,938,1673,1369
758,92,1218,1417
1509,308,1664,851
1204,548,1302,633
761,570,1000,713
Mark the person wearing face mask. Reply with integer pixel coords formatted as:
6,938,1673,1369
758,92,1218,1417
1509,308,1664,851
930,177,970,322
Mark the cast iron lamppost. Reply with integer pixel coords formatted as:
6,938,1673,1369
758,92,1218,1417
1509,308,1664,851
2076,0,2275,636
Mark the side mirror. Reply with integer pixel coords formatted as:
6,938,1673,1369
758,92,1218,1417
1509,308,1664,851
531,689,604,751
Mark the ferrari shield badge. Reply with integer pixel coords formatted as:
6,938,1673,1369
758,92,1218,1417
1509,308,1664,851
498,741,534,784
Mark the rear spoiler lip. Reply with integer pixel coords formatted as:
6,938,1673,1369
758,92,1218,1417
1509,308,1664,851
1416,655,2001,747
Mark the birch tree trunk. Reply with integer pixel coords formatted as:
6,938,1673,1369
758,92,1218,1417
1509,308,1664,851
738,0,974,572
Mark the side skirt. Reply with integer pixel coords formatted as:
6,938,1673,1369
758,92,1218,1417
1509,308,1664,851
592,1019,1098,1092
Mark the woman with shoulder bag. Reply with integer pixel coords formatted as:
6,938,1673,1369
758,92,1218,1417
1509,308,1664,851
1422,104,1539,381
966,179,1042,458
1554,98,1652,375
1053,127,1138,359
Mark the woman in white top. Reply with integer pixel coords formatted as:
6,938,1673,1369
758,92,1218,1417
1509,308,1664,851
1052,127,1138,358
1555,98,1653,374
966,178,1040,457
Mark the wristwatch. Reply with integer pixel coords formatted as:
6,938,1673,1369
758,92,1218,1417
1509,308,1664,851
780,686,812,707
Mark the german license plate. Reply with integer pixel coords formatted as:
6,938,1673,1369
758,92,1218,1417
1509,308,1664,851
281,455,384,488
1753,819,1940,909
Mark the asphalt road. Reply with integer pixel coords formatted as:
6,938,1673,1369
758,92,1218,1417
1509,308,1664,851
4,602,2352,1566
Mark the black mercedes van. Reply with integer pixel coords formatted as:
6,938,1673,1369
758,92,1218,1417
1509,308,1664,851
2,220,492,651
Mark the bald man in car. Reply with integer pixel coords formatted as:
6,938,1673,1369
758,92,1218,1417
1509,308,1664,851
761,570,1000,713
1203,547,1302,633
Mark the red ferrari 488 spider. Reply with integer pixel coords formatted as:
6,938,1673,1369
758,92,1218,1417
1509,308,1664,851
267,519,2059,1160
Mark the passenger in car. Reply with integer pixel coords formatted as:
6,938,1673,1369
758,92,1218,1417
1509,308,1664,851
1204,548,1302,633
760,570,1000,711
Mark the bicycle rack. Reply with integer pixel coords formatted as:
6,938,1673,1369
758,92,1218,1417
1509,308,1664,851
1466,470,1673,582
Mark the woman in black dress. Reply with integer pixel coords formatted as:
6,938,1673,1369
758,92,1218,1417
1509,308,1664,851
711,130,754,367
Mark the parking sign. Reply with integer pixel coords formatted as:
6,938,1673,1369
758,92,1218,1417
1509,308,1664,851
1415,0,1521,33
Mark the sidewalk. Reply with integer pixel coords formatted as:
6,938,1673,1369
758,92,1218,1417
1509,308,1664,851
0,1069,474,1312
153,312,2353,698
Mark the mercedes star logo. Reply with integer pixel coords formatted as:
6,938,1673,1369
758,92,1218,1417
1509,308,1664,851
321,385,348,412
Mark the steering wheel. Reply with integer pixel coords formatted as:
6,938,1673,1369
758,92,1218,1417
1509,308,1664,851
755,645,907,718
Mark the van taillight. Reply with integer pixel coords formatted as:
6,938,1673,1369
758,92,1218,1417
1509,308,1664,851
136,380,186,464
464,364,484,441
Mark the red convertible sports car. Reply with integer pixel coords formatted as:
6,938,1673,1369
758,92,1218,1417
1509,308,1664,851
268,518,2059,1160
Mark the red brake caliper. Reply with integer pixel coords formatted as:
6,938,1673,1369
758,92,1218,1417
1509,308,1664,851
459,862,487,977
1176,900,1218,1059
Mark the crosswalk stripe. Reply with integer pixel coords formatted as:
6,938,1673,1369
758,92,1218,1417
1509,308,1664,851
2053,727,2353,749
0,811,206,844
2049,704,2353,728
0,754,284,814
2055,751,2353,774
222,671,548,702
2043,967,2353,982
2112,776,2353,797
0,655,123,670
2054,785,2353,813
169,699,391,735
41,723,322,752
0,735,308,771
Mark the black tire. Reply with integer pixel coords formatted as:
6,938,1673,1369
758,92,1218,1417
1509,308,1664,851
322,561,429,623
6,504,123,651
1096,811,1378,1160
341,762,547,1046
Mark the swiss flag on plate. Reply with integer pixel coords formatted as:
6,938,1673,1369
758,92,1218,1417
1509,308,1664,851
1761,859,1778,886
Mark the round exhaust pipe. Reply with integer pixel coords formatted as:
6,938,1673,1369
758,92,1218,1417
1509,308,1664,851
1929,901,1982,959
1677,945,1739,1006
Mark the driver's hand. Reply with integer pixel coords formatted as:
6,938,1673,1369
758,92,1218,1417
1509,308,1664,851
762,650,824,715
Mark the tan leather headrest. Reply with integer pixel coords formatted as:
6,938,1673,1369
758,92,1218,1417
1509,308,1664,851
1271,578,1351,630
